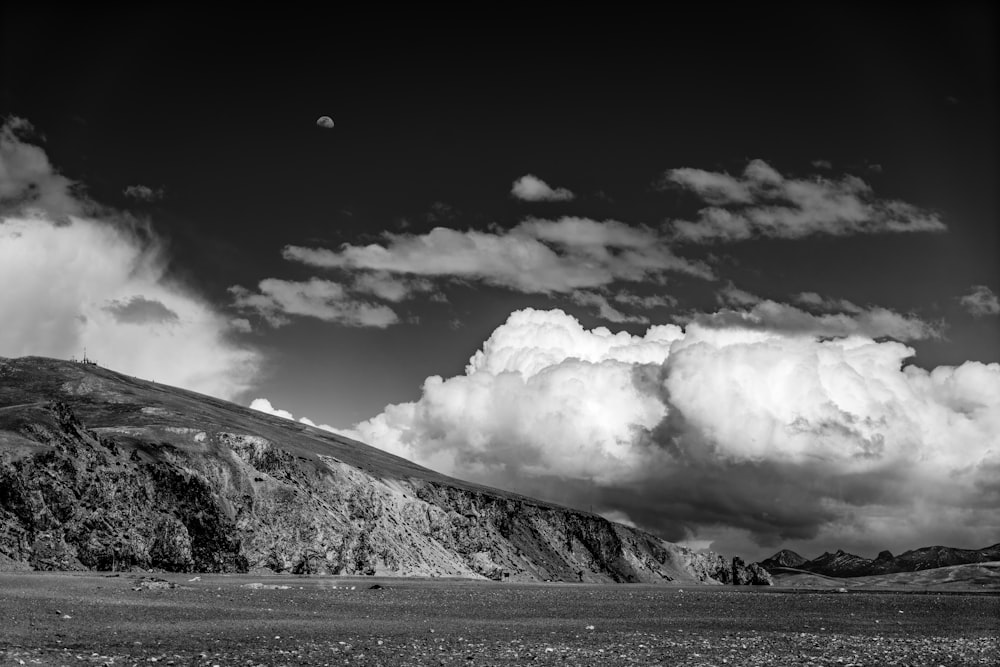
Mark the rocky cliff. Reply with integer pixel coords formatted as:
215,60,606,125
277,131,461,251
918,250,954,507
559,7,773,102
0,357,770,584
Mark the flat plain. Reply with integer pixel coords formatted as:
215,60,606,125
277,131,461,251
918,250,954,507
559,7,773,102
1,572,997,666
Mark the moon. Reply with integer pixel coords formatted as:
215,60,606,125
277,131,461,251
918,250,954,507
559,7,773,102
316,116,334,129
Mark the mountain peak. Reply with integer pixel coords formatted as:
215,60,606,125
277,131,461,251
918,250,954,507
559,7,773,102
758,549,807,570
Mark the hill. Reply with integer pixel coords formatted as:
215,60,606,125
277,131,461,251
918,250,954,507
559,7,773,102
0,356,770,584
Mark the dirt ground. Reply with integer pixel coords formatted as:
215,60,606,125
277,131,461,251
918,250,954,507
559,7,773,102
1,572,997,666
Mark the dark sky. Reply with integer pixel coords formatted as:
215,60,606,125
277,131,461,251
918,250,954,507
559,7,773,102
2,5,997,560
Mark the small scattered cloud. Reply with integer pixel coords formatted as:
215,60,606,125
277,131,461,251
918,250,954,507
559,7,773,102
959,285,1000,317
811,159,833,170
123,184,165,202
230,277,400,328
250,397,344,434
104,295,179,325
663,159,945,243
249,398,294,420
511,174,575,202
662,167,753,205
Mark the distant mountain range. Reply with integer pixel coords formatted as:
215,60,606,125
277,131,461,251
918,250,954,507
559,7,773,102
760,543,1000,578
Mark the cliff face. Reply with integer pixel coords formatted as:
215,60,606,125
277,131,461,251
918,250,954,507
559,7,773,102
0,357,760,584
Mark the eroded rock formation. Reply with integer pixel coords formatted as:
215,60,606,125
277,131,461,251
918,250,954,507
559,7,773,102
0,356,767,583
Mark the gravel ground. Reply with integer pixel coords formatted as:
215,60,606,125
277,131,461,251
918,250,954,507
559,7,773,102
1,573,997,666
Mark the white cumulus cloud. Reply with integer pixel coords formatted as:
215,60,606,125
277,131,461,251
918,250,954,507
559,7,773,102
249,398,294,420
340,308,1000,560
0,118,259,400
250,397,343,433
0,116,80,218
511,174,575,202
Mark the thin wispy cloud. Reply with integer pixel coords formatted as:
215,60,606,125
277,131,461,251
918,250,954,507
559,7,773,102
612,291,678,310
104,295,180,325
283,217,712,296
511,174,575,202
230,277,399,328
570,291,651,324
350,272,438,303
959,285,1000,317
793,291,863,314
663,159,945,242
704,285,943,341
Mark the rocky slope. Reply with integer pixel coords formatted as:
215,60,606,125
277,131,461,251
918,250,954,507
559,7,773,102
0,356,771,584
761,544,1000,578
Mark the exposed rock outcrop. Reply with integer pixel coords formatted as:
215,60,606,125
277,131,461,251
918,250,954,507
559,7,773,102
759,548,807,571
731,556,773,585
0,357,762,583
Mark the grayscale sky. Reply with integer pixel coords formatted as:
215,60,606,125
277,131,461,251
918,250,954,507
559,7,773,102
2,6,997,561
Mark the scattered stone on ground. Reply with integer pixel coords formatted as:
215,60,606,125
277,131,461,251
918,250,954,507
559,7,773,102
2,572,996,667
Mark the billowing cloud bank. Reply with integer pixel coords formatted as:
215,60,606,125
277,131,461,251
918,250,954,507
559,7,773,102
343,308,1000,559
0,118,258,400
